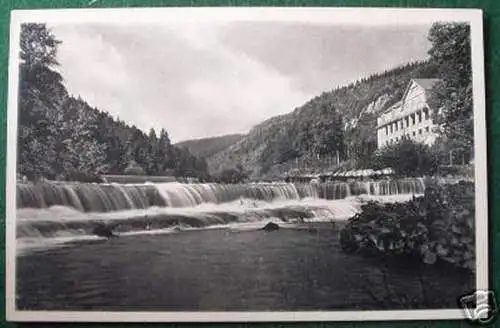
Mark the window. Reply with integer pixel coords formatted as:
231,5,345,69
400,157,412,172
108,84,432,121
390,124,393,134
413,131,416,136
411,114,415,125
395,122,398,131
405,117,409,127
419,129,422,135
395,137,399,142
424,108,430,120
425,126,430,133
400,120,404,129
418,111,422,123
385,126,388,135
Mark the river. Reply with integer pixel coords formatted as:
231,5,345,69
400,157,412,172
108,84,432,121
14,178,473,311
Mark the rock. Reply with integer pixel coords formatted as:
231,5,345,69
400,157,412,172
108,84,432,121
339,227,359,253
92,223,118,238
261,222,280,231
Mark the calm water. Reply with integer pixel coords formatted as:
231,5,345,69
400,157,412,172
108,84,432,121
17,222,473,311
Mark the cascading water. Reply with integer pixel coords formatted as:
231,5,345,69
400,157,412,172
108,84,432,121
15,178,425,253
17,182,307,212
17,178,425,212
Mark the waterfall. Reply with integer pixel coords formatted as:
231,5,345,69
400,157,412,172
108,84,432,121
17,183,166,212
15,180,425,253
16,178,425,213
16,196,370,255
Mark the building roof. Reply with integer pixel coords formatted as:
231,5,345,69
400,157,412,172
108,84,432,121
412,78,441,91
377,78,441,128
380,100,402,115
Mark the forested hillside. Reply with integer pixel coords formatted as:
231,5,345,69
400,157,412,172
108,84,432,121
207,61,438,179
175,134,244,159
207,22,472,180
18,24,209,181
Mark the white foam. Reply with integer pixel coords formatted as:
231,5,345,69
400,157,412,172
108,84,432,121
16,194,420,255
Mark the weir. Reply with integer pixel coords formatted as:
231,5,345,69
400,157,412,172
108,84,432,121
16,178,425,213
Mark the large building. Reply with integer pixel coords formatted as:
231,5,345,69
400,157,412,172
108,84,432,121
376,78,441,149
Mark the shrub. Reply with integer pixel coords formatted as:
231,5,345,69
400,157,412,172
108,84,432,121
340,181,475,270
373,138,438,177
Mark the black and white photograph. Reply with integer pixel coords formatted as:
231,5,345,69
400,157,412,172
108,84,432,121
6,8,487,322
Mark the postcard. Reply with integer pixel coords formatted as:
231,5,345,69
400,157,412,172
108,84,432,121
6,7,488,322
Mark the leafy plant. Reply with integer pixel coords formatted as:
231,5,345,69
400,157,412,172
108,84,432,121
340,181,475,270
373,138,438,177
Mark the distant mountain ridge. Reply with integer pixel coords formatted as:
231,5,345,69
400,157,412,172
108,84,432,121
175,134,245,159
206,61,439,179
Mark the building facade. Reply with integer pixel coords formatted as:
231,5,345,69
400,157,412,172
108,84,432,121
376,78,440,149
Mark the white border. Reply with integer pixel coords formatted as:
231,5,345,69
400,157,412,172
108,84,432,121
5,7,487,323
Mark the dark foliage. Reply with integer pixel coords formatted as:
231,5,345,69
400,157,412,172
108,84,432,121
427,22,473,157
373,138,438,177
340,181,475,271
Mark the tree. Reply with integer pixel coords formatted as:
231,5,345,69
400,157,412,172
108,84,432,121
58,98,108,176
144,128,158,175
373,138,437,177
153,128,174,175
18,24,66,179
427,22,473,156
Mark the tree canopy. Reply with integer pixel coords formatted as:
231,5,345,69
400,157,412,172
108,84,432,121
373,138,438,177
427,22,473,155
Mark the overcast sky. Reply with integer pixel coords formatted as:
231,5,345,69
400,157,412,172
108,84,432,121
51,21,431,143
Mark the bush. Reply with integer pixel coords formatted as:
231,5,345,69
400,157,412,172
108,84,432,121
340,181,475,270
373,138,437,177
